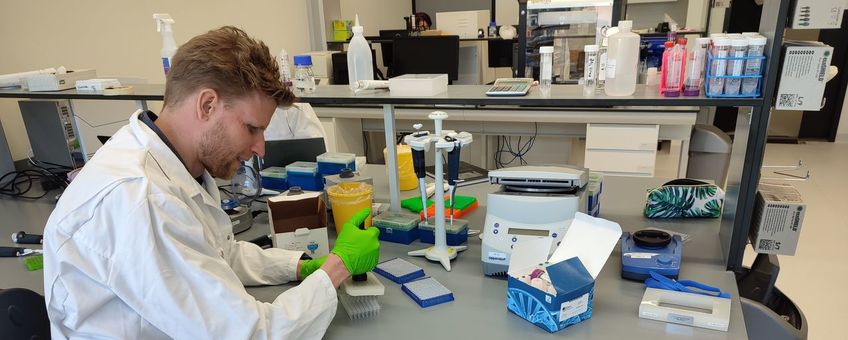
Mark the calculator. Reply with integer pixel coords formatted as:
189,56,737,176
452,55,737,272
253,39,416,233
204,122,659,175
485,78,534,96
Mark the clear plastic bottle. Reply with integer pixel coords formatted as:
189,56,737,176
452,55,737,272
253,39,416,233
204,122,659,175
596,27,618,92
708,36,731,96
346,15,374,91
604,20,640,96
293,55,316,94
153,14,177,76
663,37,687,97
741,35,767,96
278,48,293,87
583,44,599,96
684,37,711,96
724,37,749,96
539,46,553,95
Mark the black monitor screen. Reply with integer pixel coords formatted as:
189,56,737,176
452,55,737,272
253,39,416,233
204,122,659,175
379,29,409,68
391,36,459,81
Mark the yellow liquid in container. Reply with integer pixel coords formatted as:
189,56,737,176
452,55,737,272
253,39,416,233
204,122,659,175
384,144,419,191
327,182,373,234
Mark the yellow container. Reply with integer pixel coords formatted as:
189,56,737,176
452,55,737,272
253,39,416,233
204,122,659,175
327,182,373,234
384,144,419,191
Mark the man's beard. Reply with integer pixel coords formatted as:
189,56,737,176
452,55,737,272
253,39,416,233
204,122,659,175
198,120,240,179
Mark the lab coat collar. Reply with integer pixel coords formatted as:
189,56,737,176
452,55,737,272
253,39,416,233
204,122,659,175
128,110,221,208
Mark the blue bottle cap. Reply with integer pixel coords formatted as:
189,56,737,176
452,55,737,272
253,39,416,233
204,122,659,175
293,55,312,66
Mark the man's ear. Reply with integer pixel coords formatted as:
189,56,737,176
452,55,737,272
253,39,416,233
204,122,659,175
196,88,219,122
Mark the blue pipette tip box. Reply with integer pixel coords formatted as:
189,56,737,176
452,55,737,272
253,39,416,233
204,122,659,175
374,258,425,284
401,277,454,308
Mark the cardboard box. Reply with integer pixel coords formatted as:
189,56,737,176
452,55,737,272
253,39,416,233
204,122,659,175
435,10,489,39
790,0,845,29
749,183,806,256
267,190,329,258
775,41,833,111
506,213,621,333
25,69,97,91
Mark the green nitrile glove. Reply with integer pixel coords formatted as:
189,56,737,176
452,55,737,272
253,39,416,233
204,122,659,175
300,255,328,280
331,208,380,275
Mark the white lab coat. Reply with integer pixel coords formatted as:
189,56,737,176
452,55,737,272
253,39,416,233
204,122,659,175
264,103,327,142
43,110,337,339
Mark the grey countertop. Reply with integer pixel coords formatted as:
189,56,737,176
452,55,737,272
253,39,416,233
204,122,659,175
0,84,762,108
0,165,746,339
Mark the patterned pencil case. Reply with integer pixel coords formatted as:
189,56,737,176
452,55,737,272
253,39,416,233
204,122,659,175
644,179,725,218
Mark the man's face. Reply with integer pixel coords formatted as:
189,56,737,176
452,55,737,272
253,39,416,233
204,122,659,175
197,91,276,179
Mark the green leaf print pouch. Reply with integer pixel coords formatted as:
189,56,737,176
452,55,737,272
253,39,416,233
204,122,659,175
644,179,724,218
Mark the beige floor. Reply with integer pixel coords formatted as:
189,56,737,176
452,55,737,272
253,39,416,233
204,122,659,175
741,141,848,339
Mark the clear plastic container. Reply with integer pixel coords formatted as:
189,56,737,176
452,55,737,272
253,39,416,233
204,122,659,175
384,144,418,191
723,37,749,96
708,36,731,96
596,27,618,92
552,29,569,81
539,46,553,95
327,182,373,233
742,35,767,96
604,21,640,97
278,48,293,87
293,55,315,94
661,38,687,97
684,37,711,96
583,44,599,96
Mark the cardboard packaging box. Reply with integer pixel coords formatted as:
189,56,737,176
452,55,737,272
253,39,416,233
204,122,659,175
435,10,489,39
790,0,844,29
775,41,833,111
506,213,621,333
25,69,97,91
267,190,329,258
749,183,806,256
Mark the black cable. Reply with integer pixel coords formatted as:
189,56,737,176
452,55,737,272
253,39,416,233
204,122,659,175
0,170,56,199
493,123,538,168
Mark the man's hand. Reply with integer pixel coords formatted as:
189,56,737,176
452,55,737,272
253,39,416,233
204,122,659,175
298,256,327,280
331,208,380,276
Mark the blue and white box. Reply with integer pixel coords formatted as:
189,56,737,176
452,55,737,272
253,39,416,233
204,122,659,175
316,152,356,176
260,166,288,191
506,213,621,333
285,161,323,191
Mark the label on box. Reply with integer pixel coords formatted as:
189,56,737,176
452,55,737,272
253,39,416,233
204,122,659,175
559,293,589,322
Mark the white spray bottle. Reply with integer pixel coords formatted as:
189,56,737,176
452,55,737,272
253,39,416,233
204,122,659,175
346,14,374,91
153,13,177,76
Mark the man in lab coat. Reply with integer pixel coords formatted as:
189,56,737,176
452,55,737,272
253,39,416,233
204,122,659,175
42,26,379,339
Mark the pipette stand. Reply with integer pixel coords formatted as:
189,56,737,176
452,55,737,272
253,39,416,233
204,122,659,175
406,111,472,271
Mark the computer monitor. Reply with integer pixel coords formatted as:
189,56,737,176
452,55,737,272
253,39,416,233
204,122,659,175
261,137,326,169
391,36,460,81
378,29,409,69
488,38,516,68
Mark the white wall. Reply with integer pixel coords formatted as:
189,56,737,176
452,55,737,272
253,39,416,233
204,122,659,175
0,0,313,161
496,0,520,27
339,0,412,36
